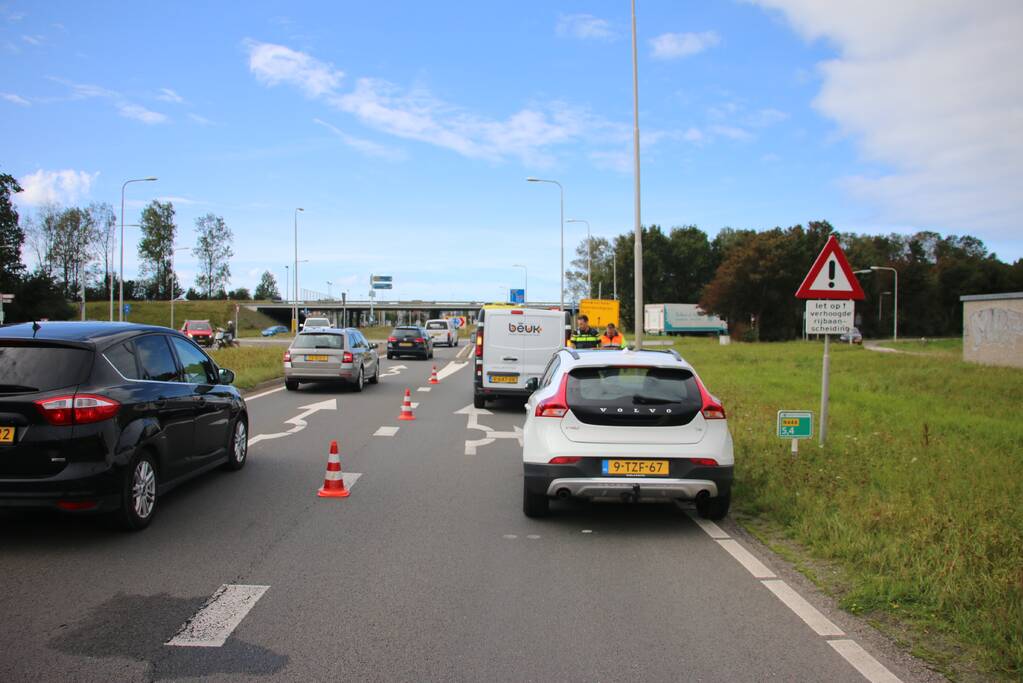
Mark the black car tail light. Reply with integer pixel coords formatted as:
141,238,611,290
35,394,120,426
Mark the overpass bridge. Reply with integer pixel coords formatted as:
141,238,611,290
249,300,566,327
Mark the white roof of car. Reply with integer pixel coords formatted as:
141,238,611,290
558,347,693,371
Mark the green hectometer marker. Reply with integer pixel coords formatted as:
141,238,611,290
777,411,812,439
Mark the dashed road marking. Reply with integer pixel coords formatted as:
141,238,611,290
581,529,593,534
245,386,285,401
417,387,431,392
828,640,902,682
374,426,399,437
502,534,518,539
526,534,541,539
762,579,844,636
716,539,776,579
166,584,269,647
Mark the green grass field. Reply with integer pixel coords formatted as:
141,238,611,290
881,337,963,357
207,346,283,391
83,300,281,335
673,337,1022,678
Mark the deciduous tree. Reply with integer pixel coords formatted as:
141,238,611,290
193,213,233,300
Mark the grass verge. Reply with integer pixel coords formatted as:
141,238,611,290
208,346,284,391
84,300,280,336
672,337,1022,679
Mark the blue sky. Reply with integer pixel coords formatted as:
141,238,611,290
3,1,1020,301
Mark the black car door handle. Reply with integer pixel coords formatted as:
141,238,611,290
154,396,168,408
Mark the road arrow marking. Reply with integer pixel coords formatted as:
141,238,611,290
465,437,495,455
456,404,522,449
250,398,337,445
380,364,407,378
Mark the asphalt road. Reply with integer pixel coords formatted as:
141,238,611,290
0,345,939,682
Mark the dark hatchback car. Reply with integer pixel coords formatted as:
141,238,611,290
0,322,248,530
386,326,434,360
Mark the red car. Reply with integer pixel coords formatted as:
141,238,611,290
180,320,214,347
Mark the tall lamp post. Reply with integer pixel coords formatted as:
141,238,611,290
855,266,899,340
293,208,304,333
119,177,157,321
512,264,528,303
169,247,190,329
526,177,564,319
630,0,644,346
566,219,591,299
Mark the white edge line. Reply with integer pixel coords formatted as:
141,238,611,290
716,539,776,578
685,510,730,539
762,579,844,637
828,639,902,683
166,584,269,647
245,386,285,401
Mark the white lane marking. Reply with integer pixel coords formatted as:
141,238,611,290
380,364,407,378
716,539,776,579
436,361,468,381
464,437,494,455
249,398,337,445
581,529,593,534
341,472,361,490
374,426,399,437
456,343,473,360
762,580,844,636
828,640,902,683
685,510,730,539
502,534,518,539
455,404,523,449
166,584,269,647
245,386,285,401
526,534,541,539
417,387,431,392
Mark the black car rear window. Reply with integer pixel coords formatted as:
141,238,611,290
0,344,92,393
293,333,344,349
567,366,702,427
391,328,421,339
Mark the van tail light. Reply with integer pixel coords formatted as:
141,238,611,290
695,376,726,419
342,351,353,363
35,394,120,426
535,375,569,418
283,350,292,362
475,329,484,357
548,456,581,464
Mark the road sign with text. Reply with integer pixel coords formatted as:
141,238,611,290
805,300,854,334
777,411,812,439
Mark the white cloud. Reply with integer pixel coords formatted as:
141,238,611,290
649,31,720,60
157,87,183,103
556,14,616,41
118,103,168,124
708,124,753,141
187,113,213,125
752,0,1023,240
21,34,42,46
1,92,29,106
16,169,98,206
313,118,406,161
246,40,343,97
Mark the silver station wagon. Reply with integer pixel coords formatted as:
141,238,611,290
283,327,381,392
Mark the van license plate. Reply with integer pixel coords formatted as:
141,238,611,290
0,426,14,443
489,375,518,384
306,355,329,362
602,459,669,476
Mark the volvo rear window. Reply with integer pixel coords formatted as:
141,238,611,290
567,366,702,427
0,344,92,393
293,333,344,349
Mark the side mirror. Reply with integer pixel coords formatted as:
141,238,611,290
373,342,380,349
219,367,236,385
526,377,539,393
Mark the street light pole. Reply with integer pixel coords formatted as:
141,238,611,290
293,208,304,333
872,266,898,340
631,0,644,346
567,219,591,299
169,247,189,329
119,177,157,321
512,264,528,303
526,177,565,319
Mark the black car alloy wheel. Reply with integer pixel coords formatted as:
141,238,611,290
224,417,248,471
118,451,158,530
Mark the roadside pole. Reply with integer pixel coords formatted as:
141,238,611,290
819,335,830,445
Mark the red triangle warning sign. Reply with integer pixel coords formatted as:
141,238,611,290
795,235,865,300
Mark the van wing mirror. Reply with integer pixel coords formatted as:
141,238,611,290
526,377,540,393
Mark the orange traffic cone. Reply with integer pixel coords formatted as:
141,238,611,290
429,365,439,384
317,440,350,498
398,388,416,421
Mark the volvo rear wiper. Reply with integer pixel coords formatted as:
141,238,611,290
633,395,674,405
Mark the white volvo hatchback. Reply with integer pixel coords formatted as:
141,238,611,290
522,348,734,519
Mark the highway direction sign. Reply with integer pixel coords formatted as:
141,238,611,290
509,288,524,304
795,235,865,300
805,300,854,334
371,274,393,290
777,411,812,439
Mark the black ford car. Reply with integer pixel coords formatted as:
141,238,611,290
0,322,248,530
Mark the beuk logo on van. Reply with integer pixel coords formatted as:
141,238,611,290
508,322,543,334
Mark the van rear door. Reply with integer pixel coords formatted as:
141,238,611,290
482,309,562,391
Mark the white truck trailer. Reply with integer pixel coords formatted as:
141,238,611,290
644,303,728,336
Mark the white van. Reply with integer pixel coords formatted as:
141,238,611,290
472,306,567,408
425,318,459,347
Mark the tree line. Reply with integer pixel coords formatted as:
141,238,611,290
565,220,1023,340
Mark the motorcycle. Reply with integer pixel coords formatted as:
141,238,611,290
213,328,239,349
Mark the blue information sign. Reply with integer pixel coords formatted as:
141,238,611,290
509,288,525,304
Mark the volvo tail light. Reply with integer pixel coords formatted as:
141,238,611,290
548,456,581,464
690,458,719,467
695,376,726,419
535,375,569,418
35,394,120,426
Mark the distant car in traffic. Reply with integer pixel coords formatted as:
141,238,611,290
180,320,214,347
839,327,863,344
521,347,733,520
284,327,380,391
301,316,331,330
261,325,289,337
425,318,459,347
387,326,434,360
0,322,248,530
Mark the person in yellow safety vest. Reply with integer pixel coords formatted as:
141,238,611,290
600,322,627,348
568,314,601,349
